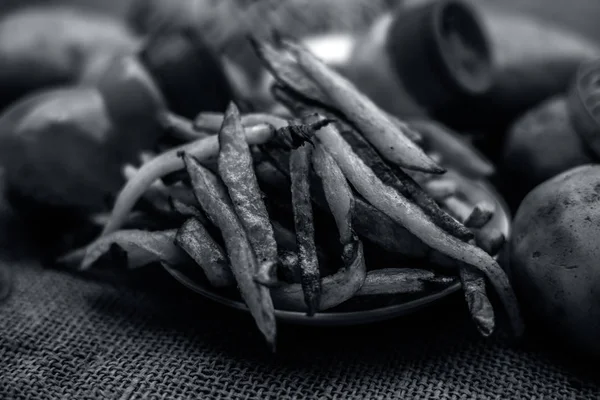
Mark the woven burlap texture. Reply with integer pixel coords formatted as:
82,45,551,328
0,202,598,400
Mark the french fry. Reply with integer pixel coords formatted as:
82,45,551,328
283,38,444,174
459,203,499,337
183,153,277,350
409,119,495,178
337,120,473,241
269,135,367,312
357,268,457,296
476,228,506,256
163,112,212,142
217,103,279,287
459,265,495,336
464,201,496,229
311,143,354,247
270,240,365,312
249,37,328,105
100,123,275,236
77,229,183,270
424,179,458,201
255,38,440,173
275,96,471,242
175,218,234,288
312,122,524,337
194,112,291,132
290,143,321,315
267,86,438,257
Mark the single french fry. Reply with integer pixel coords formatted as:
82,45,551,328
175,218,234,288
78,229,182,270
290,143,321,315
217,103,279,287
409,119,495,178
464,201,496,229
424,179,458,201
357,268,457,296
163,112,212,142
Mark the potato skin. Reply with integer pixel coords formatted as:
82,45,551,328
0,6,139,111
0,86,160,214
501,97,595,208
510,164,600,356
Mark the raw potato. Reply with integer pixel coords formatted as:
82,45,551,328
511,164,600,356
0,6,139,108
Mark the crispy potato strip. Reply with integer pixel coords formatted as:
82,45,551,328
270,241,365,312
195,112,290,132
357,268,457,296
175,218,234,288
183,153,276,350
77,229,183,270
334,119,473,241
163,112,212,142
313,122,524,336
265,87,430,257
459,265,495,337
311,143,354,247
290,143,321,315
100,124,275,236
409,120,495,178
456,201,499,337
218,103,279,286
253,37,442,173
282,38,443,174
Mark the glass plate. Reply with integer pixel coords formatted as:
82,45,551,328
163,176,510,326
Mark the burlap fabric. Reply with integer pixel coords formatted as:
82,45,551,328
0,191,598,400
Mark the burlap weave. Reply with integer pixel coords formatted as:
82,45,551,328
0,190,598,400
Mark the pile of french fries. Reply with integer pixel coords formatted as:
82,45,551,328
61,35,523,350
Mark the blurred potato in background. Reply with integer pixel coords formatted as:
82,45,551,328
1,0,600,45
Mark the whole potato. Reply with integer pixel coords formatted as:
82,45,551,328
501,97,596,209
510,164,600,356
0,6,139,110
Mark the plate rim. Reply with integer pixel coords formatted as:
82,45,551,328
164,265,462,326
